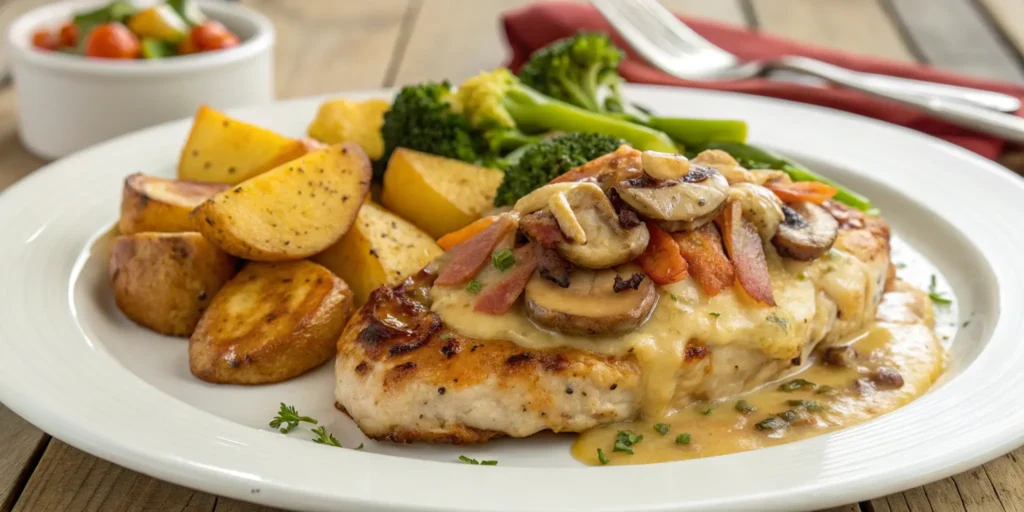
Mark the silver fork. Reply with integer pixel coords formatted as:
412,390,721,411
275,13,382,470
592,0,1024,115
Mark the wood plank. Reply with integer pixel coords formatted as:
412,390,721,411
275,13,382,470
952,466,1004,512
12,440,216,512
749,0,914,61
0,88,46,192
923,478,967,512
241,0,411,97
0,405,48,512
982,447,1024,512
0,0,50,80
214,497,282,512
886,0,1024,82
391,0,531,85
976,0,1024,61
817,504,861,512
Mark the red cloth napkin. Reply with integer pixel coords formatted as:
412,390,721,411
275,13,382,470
503,2,1024,160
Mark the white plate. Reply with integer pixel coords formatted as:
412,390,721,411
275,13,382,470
0,85,1022,512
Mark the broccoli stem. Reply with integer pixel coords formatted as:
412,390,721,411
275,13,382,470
504,87,678,153
693,141,873,211
647,118,748,148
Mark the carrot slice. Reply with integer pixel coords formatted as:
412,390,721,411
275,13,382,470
672,224,735,297
766,181,838,205
636,222,688,285
717,201,775,306
435,216,516,286
437,216,498,251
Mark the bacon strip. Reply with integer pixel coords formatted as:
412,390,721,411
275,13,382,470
717,201,775,306
672,224,735,297
635,221,688,285
519,210,566,249
435,216,516,286
473,244,539,315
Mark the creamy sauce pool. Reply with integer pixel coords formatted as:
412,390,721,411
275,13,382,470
430,234,948,464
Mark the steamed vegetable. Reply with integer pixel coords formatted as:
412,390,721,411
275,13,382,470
493,132,624,206
518,33,747,146
457,69,677,153
379,82,483,177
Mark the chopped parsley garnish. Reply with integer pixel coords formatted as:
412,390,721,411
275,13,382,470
779,379,816,392
269,403,317,433
962,320,971,328
700,407,714,416
653,423,670,436
458,455,498,465
928,275,952,305
787,399,823,412
675,433,691,445
466,280,483,293
766,313,788,330
441,333,453,339
670,293,679,302
355,443,364,450
735,400,756,414
895,262,907,269
311,426,342,447
597,448,609,465
613,430,644,454
709,312,721,318
815,385,836,396
756,417,788,431
492,249,516,271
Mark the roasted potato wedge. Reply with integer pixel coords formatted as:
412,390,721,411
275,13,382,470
119,173,229,234
313,202,442,305
189,260,354,384
307,98,389,160
381,148,504,238
192,143,372,261
110,232,238,336
178,105,307,185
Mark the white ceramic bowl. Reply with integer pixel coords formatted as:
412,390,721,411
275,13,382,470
7,0,275,159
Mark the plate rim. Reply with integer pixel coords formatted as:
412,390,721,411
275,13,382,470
1,84,1023,512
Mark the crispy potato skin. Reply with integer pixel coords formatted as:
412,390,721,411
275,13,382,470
110,232,238,336
192,143,371,261
119,174,229,235
189,260,354,384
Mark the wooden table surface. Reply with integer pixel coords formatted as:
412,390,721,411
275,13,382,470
2,0,1024,511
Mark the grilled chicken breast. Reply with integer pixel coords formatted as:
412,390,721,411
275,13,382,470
335,202,891,443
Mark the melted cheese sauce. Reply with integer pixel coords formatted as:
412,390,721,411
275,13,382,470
572,285,944,464
432,230,887,417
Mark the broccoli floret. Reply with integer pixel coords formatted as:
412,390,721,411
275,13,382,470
457,69,677,153
378,81,481,178
493,132,625,207
519,32,627,114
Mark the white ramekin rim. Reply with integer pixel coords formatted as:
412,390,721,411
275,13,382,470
7,0,275,77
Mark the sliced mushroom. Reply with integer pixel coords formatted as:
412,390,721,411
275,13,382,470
692,149,755,184
553,183,649,269
772,202,839,261
641,150,690,181
728,182,784,240
614,163,729,231
524,264,656,336
513,182,584,216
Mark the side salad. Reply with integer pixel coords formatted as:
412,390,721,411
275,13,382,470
30,0,239,60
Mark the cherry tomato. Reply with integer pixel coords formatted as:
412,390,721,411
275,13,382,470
177,37,199,55
84,23,140,59
58,23,78,48
191,21,239,52
31,29,59,51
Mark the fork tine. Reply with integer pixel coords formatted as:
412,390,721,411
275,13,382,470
634,0,727,54
591,0,678,69
601,0,691,55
